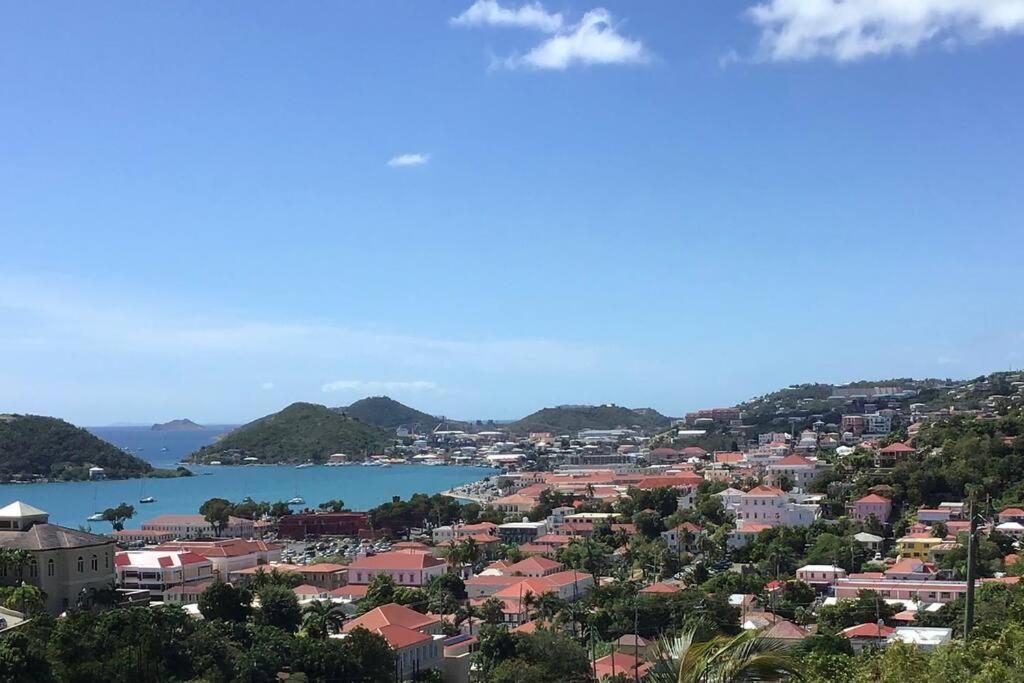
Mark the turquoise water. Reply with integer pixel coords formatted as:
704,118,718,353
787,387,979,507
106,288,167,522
0,427,497,530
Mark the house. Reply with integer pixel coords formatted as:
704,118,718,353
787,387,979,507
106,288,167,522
998,508,1024,524
763,619,808,641
140,514,254,539
842,623,895,652
639,581,681,596
766,454,825,491
875,442,915,467
490,494,537,516
896,534,943,560
888,627,952,651
852,495,892,523
593,652,651,681
505,556,563,577
796,564,848,586
996,521,1024,538
340,603,444,680
854,532,884,552
114,550,215,600
0,501,118,615
496,521,548,545
614,634,653,658
661,522,704,555
884,558,937,581
732,487,818,527
347,550,448,587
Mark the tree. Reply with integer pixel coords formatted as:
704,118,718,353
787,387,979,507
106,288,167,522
100,502,135,532
318,499,345,512
2,584,46,616
363,573,396,609
198,580,251,622
647,622,802,683
199,497,233,537
302,599,346,639
816,590,895,634
479,597,506,625
256,586,303,632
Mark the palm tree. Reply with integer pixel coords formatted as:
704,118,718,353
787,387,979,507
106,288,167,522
462,538,481,567
532,592,566,622
302,599,346,639
647,623,802,683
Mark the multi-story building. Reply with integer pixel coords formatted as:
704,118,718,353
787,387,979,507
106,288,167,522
346,550,448,587
796,564,848,586
864,412,893,435
851,494,892,523
0,501,117,615
661,522,704,555
140,514,254,539
114,550,214,600
765,454,826,491
341,603,445,680
276,511,370,540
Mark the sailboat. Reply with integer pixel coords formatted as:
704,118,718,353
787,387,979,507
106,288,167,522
139,480,156,504
87,486,105,521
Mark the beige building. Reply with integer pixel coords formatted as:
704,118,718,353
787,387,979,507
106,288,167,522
0,501,116,615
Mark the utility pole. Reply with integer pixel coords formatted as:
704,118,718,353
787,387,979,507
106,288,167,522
964,499,977,640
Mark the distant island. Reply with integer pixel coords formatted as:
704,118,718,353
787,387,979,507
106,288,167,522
187,402,394,465
151,418,205,432
0,413,177,482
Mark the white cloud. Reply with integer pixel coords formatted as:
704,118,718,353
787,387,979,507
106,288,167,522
260,382,275,390
387,153,429,167
451,0,563,33
321,380,441,394
745,0,1024,62
501,9,650,70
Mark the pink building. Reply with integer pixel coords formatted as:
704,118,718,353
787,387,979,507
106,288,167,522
796,564,848,586
852,494,892,523
347,550,448,587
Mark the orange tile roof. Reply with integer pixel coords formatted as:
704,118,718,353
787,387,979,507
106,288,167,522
342,603,441,633
348,550,445,570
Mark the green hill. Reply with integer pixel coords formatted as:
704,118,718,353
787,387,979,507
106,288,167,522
188,402,394,464
0,414,154,482
333,396,447,432
505,404,672,436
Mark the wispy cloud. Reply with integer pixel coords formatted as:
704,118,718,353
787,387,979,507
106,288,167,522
322,380,441,394
260,382,275,390
743,0,1024,62
501,9,650,70
451,0,563,33
452,2,650,71
0,276,600,375
387,153,429,167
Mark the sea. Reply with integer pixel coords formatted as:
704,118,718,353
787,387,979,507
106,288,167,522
0,426,498,530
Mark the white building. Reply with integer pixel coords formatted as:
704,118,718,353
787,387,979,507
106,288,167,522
796,564,848,586
765,455,826,492
140,514,254,539
115,550,214,599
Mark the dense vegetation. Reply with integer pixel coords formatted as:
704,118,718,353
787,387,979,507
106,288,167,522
188,402,394,465
505,404,672,435
0,414,153,482
333,395,451,432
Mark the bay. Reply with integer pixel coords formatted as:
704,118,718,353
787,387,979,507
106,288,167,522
0,427,497,530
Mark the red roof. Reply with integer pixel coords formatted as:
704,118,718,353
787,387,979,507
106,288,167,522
880,443,915,453
842,623,895,639
764,619,807,640
348,550,445,571
373,624,432,649
855,494,891,504
774,454,815,466
507,556,563,574
639,581,680,594
593,652,651,680
343,603,441,633
745,486,785,496
999,508,1024,517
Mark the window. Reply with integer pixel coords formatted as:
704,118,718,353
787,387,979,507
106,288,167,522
91,555,98,571
47,559,55,577
29,561,38,578
77,556,84,573
105,553,110,569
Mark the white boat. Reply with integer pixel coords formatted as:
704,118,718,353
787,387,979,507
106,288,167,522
209,461,222,465
139,496,156,504
295,462,315,469
87,512,105,522
287,496,306,505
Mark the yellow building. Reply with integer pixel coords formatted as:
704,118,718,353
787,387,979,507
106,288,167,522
896,535,942,560
0,501,116,615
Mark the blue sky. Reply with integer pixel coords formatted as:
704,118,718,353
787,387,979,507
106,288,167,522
2,1,1023,425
